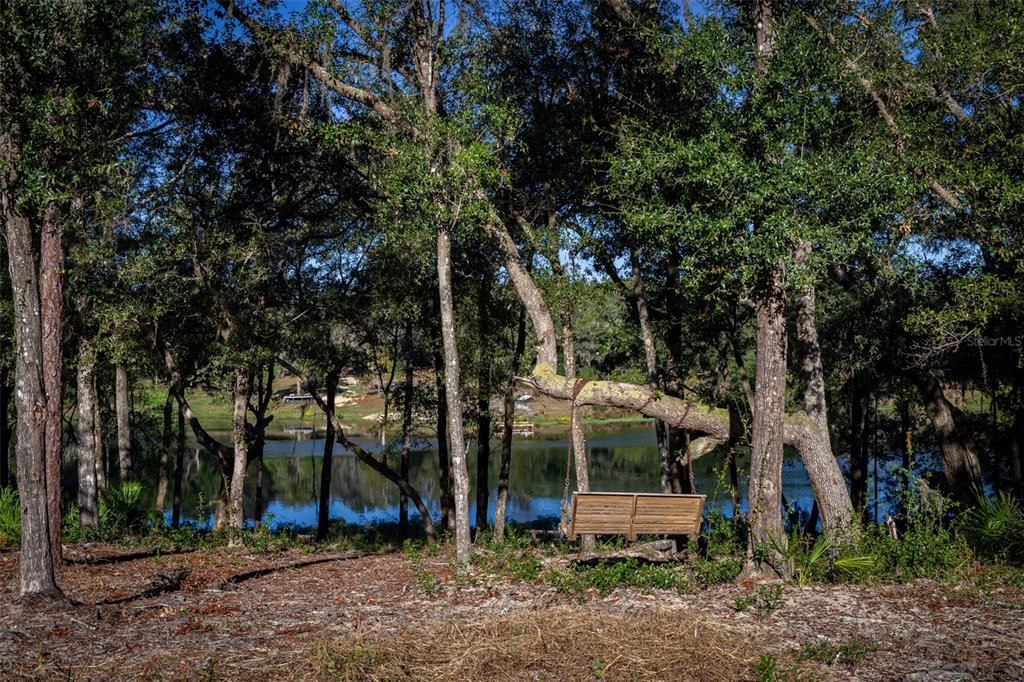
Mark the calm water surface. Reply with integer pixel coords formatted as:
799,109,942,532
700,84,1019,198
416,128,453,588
161,422,834,530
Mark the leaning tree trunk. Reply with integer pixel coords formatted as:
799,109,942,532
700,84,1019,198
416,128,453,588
40,205,64,565
476,275,492,532
437,227,472,565
910,368,983,507
792,249,856,535
227,369,252,530
3,141,61,595
562,308,594,553
745,266,789,579
316,371,339,542
115,363,132,482
76,342,100,528
494,309,526,541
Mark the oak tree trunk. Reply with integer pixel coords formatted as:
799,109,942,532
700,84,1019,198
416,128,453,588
115,363,132,481
910,368,983,507
227,369,251,529
155,389,173,518
792,254,856,535
317,371,339,542
745,266,788,578
437,227,472,565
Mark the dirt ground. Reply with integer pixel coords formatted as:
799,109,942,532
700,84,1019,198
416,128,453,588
1,545,1022,681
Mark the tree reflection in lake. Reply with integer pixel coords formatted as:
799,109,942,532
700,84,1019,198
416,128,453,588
131,423,823,530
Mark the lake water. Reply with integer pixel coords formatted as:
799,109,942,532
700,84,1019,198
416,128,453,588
158,422,838,530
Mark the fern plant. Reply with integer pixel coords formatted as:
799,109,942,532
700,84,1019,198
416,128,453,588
960,492,1024,563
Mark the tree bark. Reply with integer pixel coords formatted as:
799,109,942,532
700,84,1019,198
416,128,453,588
227,369,251,530
317,371,339,542
251,363,274,526
476,275,492,532
76,342,99,528
399,319,415,533
909,368,983,507
3,131,61,594
792,247,856,534
494,308,526,541
745,266,789,578
40,204,64,565
115,364,132,482
437,227,471,564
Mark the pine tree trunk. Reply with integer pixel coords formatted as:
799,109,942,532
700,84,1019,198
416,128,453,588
494,309,526,541
437,227,472,565
40,205,64,565
476,276,492,532
76,342,99,528
399,320,415,533
115,363,132,481
3,145,61,594
227,369,251,529
317,372,339,542
744,266,788,578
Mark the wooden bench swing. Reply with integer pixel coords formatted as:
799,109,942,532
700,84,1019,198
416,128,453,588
558,379,706,544
568,491,705,541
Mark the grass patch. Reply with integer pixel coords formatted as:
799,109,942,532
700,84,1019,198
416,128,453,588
797,638,876,667
312,607,756,681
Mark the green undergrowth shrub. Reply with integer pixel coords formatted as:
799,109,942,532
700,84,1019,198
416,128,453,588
546,557,691,596
472,528,543,582
0,487,20,548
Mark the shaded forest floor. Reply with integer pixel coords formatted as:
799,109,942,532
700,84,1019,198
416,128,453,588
1,544,1023,680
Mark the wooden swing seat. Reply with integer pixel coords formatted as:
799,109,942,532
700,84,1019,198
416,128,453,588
569,492,705,541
